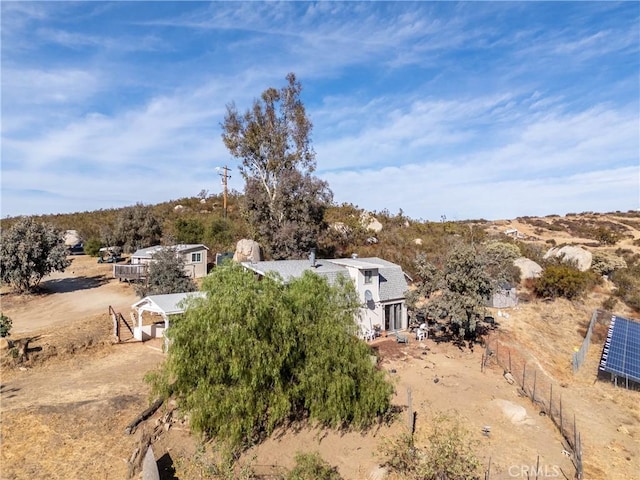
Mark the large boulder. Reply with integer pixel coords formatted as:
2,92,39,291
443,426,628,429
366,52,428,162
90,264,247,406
543,245,593,272
233,239,262,263
514,257,543,279
360,212,383,233
63,230,82,247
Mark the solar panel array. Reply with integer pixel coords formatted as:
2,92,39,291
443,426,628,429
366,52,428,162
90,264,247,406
598,315,640,385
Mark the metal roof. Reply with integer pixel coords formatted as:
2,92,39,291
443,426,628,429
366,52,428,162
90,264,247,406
241,256,408,302
132,292,206,315
132,244,209,259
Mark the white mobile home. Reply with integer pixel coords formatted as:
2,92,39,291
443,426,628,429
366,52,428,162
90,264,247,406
129,244,209,279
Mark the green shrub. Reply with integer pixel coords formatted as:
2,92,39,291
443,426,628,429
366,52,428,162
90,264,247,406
379,412,481,480
84,238,103,257
591,251,627,276
287,452,343,480
0,314,12,338
534,265,599,300
611,266,640,311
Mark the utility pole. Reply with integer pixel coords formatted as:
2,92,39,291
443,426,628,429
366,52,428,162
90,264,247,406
217,166,231,218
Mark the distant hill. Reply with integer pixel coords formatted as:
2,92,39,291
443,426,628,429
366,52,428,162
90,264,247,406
1,200,638,285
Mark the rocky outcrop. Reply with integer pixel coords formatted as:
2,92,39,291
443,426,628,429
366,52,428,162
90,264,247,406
360,212,383,233
514,257,543,279
233,239,262,263
543,245,592,272
330,222,352,237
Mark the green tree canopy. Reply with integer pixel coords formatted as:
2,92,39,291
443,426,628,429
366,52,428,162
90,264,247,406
413,244,495,339
0,217,71,293
173,218,205,245
147,264,393,452
113,203,162,253
221,73,333,259
135,248,197,298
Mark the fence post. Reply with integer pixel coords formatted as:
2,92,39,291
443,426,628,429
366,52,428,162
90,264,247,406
509,350,512,372
532,369,537,403
560,395,563,434
481,353,485,373
549,383,553,420
523,362,526,389
486,456,491,480
535,455,540,480
407,387,414,436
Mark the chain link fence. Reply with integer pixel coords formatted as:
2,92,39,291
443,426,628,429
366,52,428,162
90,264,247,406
572,310,599,373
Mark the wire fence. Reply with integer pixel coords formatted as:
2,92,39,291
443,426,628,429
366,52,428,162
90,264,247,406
572,310,599,373
482,338,583,480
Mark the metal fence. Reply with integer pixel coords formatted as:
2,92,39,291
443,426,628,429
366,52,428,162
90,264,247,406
482,338,583,480
572,310,599,373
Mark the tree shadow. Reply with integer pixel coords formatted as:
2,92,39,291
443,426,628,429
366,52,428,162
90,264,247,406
157,452,178,480
39,275,109,294
0,384,21,399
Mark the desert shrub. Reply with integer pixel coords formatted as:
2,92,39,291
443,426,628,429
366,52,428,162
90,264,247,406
516,241,546,264
593,226,620,246
83,238,103,257
147,264,393,452
380,412,481,480
287,452,343,480
0,314,12,338
611,266,640,312
602,296,617,311
591,251,627,276
534,265,599,300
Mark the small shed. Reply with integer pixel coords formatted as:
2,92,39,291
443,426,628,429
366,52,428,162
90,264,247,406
489,284,518,309
131,292,206,344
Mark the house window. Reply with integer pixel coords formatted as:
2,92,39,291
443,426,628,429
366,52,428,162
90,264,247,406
364,270,373,284
191,252,202,263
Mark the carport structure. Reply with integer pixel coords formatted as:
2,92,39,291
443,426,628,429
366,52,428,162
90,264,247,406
131,292,206,346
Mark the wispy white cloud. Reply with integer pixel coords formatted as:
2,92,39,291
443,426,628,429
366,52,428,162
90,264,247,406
1,2,638,219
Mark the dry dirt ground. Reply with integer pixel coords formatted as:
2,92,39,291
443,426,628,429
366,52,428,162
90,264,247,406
0,245,638,480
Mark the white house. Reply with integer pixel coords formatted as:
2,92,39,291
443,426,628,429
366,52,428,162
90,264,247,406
241,255,410,334
129,244,209,278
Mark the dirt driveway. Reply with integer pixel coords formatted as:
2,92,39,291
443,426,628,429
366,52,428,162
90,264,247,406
1,255,160,479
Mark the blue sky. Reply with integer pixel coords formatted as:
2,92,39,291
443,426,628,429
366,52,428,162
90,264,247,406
2,2,639,221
